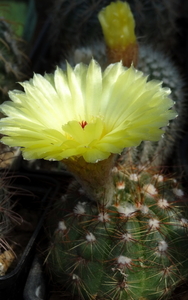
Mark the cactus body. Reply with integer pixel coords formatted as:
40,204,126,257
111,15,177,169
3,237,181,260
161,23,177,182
47,167,188,300
131,45,185,166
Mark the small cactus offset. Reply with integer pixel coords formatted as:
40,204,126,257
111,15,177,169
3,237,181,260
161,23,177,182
0,18,28,103
47,165,188,300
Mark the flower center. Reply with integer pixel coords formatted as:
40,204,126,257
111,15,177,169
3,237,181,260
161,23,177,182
79,121,88,129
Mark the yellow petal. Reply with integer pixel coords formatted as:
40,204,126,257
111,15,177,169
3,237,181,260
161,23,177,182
0,59,176,163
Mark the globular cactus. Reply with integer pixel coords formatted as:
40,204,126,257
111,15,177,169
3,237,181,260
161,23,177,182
137,45,183,105
128,45,185,167
47,165,188,300
0,18,28,104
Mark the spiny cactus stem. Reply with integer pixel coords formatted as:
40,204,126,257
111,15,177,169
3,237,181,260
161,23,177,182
62,154,117,205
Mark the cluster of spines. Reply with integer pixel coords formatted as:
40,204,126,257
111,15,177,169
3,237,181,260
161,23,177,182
135,45,185,166
0,176,12,236
0,174,22,275
47,166,188,300
0,18,28,103
0,174,22,238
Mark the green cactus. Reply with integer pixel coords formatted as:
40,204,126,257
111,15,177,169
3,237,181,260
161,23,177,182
0,18,28,104
47,165,188,300
128,44,185,167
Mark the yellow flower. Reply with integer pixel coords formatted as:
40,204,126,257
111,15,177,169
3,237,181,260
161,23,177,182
0,59,175,163
98,1,136,49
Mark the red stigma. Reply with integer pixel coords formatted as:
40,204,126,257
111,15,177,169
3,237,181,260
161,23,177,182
79,121,88,129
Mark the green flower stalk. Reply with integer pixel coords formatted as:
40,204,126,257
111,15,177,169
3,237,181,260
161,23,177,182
0,60,175,204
